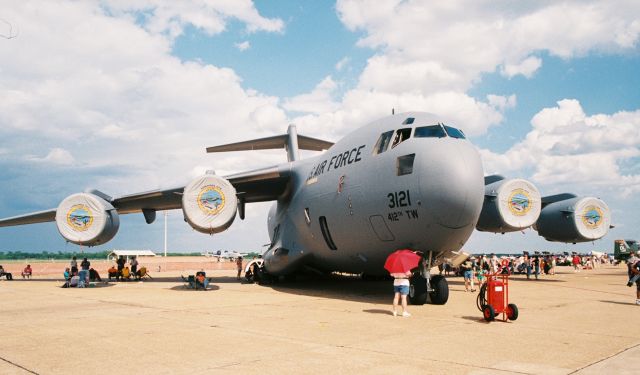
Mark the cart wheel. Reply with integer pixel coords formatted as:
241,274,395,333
482,304,495,322
507,303,519,321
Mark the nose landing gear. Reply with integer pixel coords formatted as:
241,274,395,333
408,251,450,305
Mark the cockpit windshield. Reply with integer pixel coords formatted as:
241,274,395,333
414,124,466,139
414,125,446,138
444,125,466,139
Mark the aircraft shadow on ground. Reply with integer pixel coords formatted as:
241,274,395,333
254,273,568,304
266,275,391,304
259,274,465,304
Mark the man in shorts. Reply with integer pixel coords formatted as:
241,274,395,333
461,258,475,292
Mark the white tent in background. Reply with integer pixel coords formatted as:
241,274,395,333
108,250,156,262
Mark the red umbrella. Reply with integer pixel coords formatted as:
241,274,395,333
384,249,421,274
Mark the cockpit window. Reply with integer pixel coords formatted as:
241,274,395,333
444,125,466,139
373,130,394,155
402,117,415,125
414,125,447,138
392,128,412,148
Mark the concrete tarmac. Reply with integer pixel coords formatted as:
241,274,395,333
0,265,638,375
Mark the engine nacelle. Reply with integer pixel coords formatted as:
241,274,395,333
476,177,541,233
55,193,120,246
535,195,611,243
182,174,237,234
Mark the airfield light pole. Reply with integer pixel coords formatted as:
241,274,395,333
164,211,168,257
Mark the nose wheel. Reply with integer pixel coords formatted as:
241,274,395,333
408,274,449,305
428,275,449,305
408,275,428,305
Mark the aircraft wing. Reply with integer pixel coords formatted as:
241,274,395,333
0,164,292,227
98,163,293,212
0,209,57,228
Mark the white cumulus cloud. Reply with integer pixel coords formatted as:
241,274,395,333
480,99,640,196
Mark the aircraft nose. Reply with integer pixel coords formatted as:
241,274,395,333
418,141,484,228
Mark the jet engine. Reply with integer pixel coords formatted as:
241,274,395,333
182,174,237,234
535,194,611,243
476,176,541,233
55,193,120,246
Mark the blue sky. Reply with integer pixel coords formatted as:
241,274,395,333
0,1,639,255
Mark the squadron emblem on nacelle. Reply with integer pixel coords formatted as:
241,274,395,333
508,189,532,216
66,204,94,231
582,205,603,229
197,185,225,215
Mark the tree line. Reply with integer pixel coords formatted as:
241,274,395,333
0,251,204,260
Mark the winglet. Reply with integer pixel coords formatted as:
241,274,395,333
206,125,334,162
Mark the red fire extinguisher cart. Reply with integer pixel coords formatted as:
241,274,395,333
476,272,518,322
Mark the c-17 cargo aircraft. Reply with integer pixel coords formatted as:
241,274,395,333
0,112,611,305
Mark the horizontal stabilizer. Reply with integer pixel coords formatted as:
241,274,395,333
206,134,333,153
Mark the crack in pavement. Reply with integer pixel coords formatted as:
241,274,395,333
0,355,40,374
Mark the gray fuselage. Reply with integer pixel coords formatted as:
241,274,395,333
264,112,484,276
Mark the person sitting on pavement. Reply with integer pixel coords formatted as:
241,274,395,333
89,267,102,282
195,271,208,290
69,274,80,288
108,265,118,281
22,264,33,279
0,265,13,280
62,268,71,287
121,266,131,280
135,266,148,280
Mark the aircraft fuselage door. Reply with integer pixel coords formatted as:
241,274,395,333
306,187,369,254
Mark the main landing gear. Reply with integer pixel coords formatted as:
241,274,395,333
408,252,449,305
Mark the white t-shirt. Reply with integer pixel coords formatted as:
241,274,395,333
391,273,410,286
393,278,410,286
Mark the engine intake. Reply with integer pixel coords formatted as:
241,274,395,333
535,195,610,243
476,177,541,233
55,193,120,246
182,174,237,234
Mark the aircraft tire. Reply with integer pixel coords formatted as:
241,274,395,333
408,275,427,305
507,303,519,321
428,275,449,305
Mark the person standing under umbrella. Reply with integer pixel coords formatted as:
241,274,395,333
384,249,421,317
391,270,412,317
